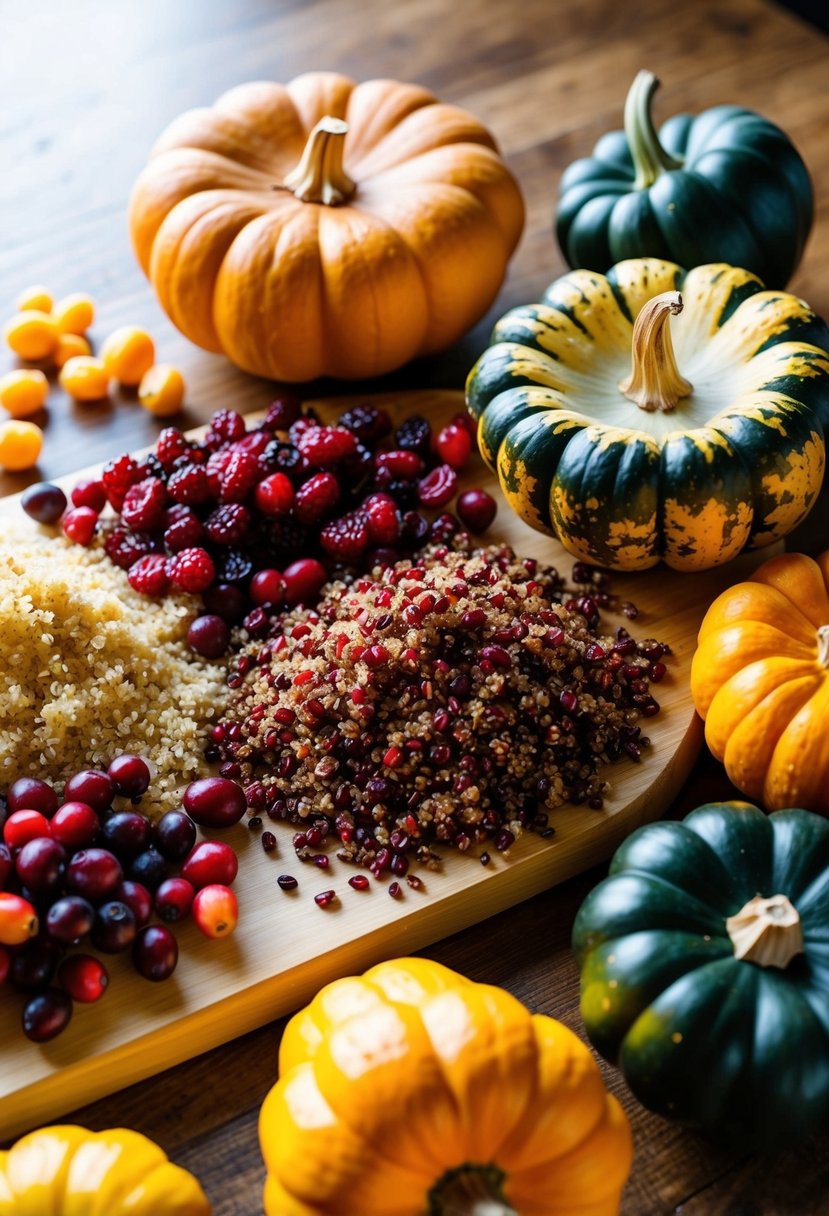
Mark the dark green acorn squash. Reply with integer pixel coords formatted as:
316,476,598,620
556,70,813,288
466,257,829,571
572,802,829,1152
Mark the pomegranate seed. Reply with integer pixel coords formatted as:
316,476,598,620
314,889,337,908
277,874,298,890
349,874,370,890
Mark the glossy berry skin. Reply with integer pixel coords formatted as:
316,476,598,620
417,463,458,507
91,900,137,953
155,877,195,923
62,506,98,546
50,801,100,850
63,768,114,813
254,471,295,517
168,547,216,594
101,810,153,861
181,840,238,889
456,487,497,533
11,937,62,992
133,924,179,982
154,810,197,863
58,953,109,1003
250,569,286,607
192,884,238,939
202,582,247,623
282,558,327,606
182,778,246,828
22,988,73,1042
187,613,231,659
114,880,153,927
71,477,108,513
65,848,123,902
7,777,59,818
107,753,152,798
128,554,171,597
0,893,39,946
436,421,473,470
129,846,168,892
21,481,67,525
4,809,51,850
46,895,95,945
15,837,66,895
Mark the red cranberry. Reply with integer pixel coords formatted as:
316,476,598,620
63,769,114,813
188,614,231,659
21,482,67,524
154,810,197,863
133,924,178,981
7,777,58,818
107,754,151,798
16,837,66,895
181,840,238,889
71,477,108,513
22,988,73,1041
92,900,137,953
114,880,153,927
457,488,497,533
62,506,98,546
101,810,152,861
254,471,295,517
436,422,472,470
283,558,326,606
250,569,287,607
50,802,99,850
155,876,195,922
66,848,123,902
0,843,11,888
10,938,62,992
129,847,168,891
58,954,108,1003
4,809,51,850
202,582,248,623
46,895,95,945
183,778,246,829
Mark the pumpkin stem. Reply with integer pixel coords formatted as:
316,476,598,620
625,70,684,190
619,290,693,413
818,625,829,667
726,894,804,969
428,1164,517,1216
283,116,355,205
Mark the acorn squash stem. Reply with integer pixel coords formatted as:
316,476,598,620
818,625,829,667
428,1164,517,1216
283,116,355,205
619,290,693,412
726,894,804,969
625,70,683,189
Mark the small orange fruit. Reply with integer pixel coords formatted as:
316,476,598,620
3,311,60,361
53,293,95,336
59,356,110,402
138,363,185,416
0,421,44,471
0,369,49,418
101,326,155,386
54,333,92,369
16,285,53,314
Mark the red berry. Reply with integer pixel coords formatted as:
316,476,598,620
7,777,58,818
219,450,260,503
364,493,399,544
168,547,216,593
62,506,98,546
0,893,39,946
205,503,251,545
107,753,151,798
51,801,99,849
133,924,178,981
121,478,168,533
283,558,327,605
206,447,235,495
128,554,171,596
181,840,238,889
104,525,156,570
233,430,271,459
21,482,67,524
375,450,424,480
64,768,114,812
115,879,153,926
22,989,73,1041
202,583,247,623
295,471,341,523
296,426,356,468
192,884,238,938
456,487,497,533
164,511,206,553
155,876,195,922
187,614,230,658
452,410,478,438
340,404,392,443
208,408,246,445
418,464,457,507
4,810,51,850
71,478,107,512
436,422,473,470
155,427,189,469
65,848,123,902
58,954,108,1003
250,568,286,607
261,394,302,433
320,512,370,562
102,454,140,511
254,472,295,518
182,778,246,828
167,464,210,505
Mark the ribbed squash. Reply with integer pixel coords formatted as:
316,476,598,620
259,957,632,1215
466,258,829,571
573,802,829,1151
692,549,829,813
0,1125,210,1215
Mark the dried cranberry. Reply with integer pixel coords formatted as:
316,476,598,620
418,464,457,507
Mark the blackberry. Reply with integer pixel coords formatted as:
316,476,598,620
339,442,373,496
385,479,419,511
268,517,311,560
213,548,255,584
135,453,166,482
270,443,304,482
339,405,392,444
395,415,431,460
260,393,302,433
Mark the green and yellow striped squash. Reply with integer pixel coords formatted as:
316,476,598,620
466,258,829,571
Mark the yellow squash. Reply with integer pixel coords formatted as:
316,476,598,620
259,957,632,1215
0,1126,210,1215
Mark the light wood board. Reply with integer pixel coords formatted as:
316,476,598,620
0,389,766,1140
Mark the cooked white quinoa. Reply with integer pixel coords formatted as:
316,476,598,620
0,526,225,810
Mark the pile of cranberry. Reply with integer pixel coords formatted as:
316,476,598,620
29,395,497,658
0,761,246,1043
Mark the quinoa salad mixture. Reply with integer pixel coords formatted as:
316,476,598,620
213,539,668,869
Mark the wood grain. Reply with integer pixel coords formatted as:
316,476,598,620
1,0,828,1211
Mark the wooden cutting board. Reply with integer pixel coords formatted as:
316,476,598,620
0,388,761,1140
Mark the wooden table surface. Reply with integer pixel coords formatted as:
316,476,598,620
2,0,829,1211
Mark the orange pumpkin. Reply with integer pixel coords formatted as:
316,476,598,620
691,550,829,812
128,73,524,382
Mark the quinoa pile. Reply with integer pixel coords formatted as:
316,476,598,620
0,527,225,809
214,539,667,868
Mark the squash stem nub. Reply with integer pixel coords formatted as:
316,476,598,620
284,116,355,205
726,894,804,969
429,1164,517,1216
625,70,683,190
619,291,693,413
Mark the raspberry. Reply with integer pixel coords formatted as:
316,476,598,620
205,503,252,545
254,472,295,518
339,405,392,444
375,450,424,481
294,471,340,523
418,464,457,507
207,409,246,446
164,512,206,553
206,448,235,496
168,548,216,593
219,450,260,503
167,464,210,505
155,428,189,469
128,554,170,597
213,548,254,584
121,478,169,533
394,415,431,460
363,493,399,544
260,394,302,433
436,422,472,471
320,512,370,562
104,526,157,569
62,506,98,546
134,454,165,482
71,478,107,513
296,426,357,468
102,455,140,512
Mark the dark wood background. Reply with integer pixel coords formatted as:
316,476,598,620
1,1,828,1211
